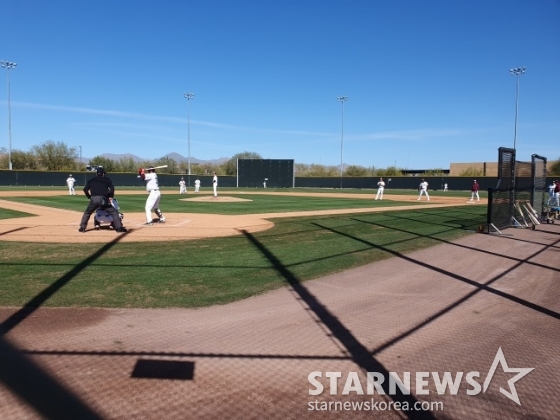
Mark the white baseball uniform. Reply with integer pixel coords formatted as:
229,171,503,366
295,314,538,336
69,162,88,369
179,179,186,194
194,179,201,193
375,179,385,200
144,172,165,223
547,183,556,206
417,181,430,201
212,174,218,197
66,176,76,195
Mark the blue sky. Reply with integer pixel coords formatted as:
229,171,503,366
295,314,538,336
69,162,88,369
1,0,559,169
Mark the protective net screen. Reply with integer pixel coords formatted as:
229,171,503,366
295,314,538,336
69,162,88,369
532,155,547,216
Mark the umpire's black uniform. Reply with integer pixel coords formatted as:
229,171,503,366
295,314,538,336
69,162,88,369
79,168,126,232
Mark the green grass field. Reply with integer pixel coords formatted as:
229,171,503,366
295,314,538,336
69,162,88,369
1,186,485,215
0,188,487,308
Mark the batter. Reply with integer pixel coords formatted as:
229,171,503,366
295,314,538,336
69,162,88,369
138,166,166,225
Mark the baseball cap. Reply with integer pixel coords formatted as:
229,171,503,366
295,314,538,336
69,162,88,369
96,167,104,175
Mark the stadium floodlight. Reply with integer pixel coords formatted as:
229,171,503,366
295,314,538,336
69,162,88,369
509,67,526,150
184,92,195,175
337,96,348,188
1,61,17,170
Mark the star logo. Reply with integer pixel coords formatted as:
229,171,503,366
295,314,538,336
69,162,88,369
483,347,534,405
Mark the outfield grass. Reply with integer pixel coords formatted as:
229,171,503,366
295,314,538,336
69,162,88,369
4,193,427,215
0,205,487,308
1,186,485,215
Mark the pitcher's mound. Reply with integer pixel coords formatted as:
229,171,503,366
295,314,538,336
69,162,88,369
181,195,252,202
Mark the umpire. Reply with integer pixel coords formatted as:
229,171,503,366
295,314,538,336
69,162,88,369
79,167,127,233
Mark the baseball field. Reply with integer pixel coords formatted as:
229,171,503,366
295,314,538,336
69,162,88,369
1,187,559,419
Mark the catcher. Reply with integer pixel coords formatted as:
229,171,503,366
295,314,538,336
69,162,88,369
94,198,124,230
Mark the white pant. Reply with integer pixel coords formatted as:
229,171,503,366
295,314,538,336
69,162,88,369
68,186,75,195
145,190,161,221
213,184,218,197
470,191,480,201
180,186,186,194
418,189,430,200
375,187,384,200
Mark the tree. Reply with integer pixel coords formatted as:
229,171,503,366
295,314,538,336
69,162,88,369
154,157,178,174
32,140,78,171
222,151,263,176
117,156,137,173
89,156,117,172
307,164,338,177
344,165,368,177
11,150,39,170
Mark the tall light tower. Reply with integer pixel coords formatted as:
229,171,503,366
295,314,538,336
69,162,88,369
509,67,526,150
184,92,195,176
1,61,17,170
337,96,348,188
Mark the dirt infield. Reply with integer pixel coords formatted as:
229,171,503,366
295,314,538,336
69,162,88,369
0,191,481,243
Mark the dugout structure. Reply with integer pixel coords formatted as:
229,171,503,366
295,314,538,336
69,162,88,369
237,159,294,188
487,147,547,233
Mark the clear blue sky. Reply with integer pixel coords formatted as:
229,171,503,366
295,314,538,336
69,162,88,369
1,0,559,169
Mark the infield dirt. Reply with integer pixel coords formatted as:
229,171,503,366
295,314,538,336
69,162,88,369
0,191,482,243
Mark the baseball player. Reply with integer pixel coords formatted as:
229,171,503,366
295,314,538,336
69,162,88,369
375,177,385,200
138,165,166,225
555,180,560,207
469,180,480,202
94,198,124,230
179,177,187,194
194,178,201,193
417,179,430,201
548,181,557,206
66,174,76,195
212,171,218,197
79,167,127,233
444,183,448,192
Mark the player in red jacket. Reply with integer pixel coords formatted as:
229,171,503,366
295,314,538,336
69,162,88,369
469,180,480,202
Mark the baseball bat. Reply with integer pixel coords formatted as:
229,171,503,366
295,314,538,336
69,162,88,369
150,165,168,170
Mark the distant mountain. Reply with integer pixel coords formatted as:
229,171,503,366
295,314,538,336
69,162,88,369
94,152,230,165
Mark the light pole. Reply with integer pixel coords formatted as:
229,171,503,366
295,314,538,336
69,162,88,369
337,96,347,188
509,67,526,150
184,92,195,176
1,61,17,170
79,146,82,169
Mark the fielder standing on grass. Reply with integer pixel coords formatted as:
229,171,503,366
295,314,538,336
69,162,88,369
138,165,166,225
375,177,385,200
194,177,201,193
66,174,76,195
79,167,127,233
212,171,218,198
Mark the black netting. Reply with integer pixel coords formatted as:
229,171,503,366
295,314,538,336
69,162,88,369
532,155,547,216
